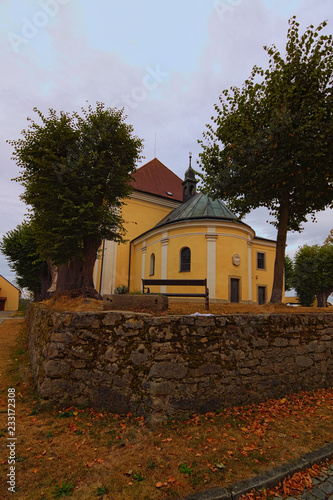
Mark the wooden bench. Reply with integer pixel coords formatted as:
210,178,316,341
142,279,209,311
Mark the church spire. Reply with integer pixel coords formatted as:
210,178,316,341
182,151,198,202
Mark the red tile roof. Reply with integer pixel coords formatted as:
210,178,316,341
131,158,183,202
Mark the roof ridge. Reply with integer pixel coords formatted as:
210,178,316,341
136,158,183,182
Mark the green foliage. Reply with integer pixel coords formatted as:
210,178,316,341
52,481,74,498
199,17,333,302
0,222,47,295
284,255,294,292
96,486,108,495
115,285,129,294
200,17,333,227
294,244,333,306
147,458,156,469
324,229,333,245
179,463,193,475
58,411,74,418
10,103,143,267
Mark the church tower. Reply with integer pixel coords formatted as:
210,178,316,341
182,152,198,202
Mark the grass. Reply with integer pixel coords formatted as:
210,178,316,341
0,311,332,499
41,294,333,315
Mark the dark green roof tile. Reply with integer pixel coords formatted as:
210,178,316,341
155,193,238,228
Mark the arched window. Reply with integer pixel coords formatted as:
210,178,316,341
180,247,191,272
149,253,155,276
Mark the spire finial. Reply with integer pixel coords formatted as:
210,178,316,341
182,152,197,202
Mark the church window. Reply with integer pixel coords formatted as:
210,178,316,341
180,247,191,272
149,253,155,276
257,252,266,269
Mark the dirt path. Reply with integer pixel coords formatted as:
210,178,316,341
0,318,25,389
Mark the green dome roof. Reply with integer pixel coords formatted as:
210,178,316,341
155,193,238,228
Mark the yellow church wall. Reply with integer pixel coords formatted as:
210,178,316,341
96,192,180,293
116,196,180,289
0,276,20,311
166,228,208,295
251,239,277,303
215,226,251,302
131,223,209,295
130,238,164,293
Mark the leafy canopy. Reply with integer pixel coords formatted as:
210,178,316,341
0,222,47,294
294,243,333,306
199,17,333,231
10,103,143,265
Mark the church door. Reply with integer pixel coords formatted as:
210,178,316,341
258,286,266,305
230,278,239,303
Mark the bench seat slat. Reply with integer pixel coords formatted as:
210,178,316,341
162,293,207,298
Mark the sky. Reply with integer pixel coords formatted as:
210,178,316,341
0,0,332,286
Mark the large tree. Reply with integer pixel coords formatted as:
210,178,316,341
324,229,333,245
199,17,333,303
0,222,51,301
284,255,294,292
10,103,143,298
294,244,333,307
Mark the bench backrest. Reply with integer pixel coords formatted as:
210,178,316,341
142,279,207,287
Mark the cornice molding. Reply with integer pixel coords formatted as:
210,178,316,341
130,190,181,209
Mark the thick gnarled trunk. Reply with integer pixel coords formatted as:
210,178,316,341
316,290,332,308
54,237,102,299
270,195,289,304
34,264,53,302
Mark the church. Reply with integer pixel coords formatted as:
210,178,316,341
94,156,278,304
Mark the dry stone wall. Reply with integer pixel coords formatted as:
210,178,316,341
26,304,333,422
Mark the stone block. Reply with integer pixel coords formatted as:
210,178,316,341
103,294,168,312
252,338,269,347
43,360,71,378
129,348,150,365
50,331,74,343
272,337,289,347
104,346,118,362
296,355,314,368
149,362,188,379
89,386,132,414
189,364,222,377
148,381,176,396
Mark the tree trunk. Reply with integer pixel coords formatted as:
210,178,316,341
316,291,328,307
55,237,102,299
316,289,333,307
270,195,289,304
34,266,53,301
